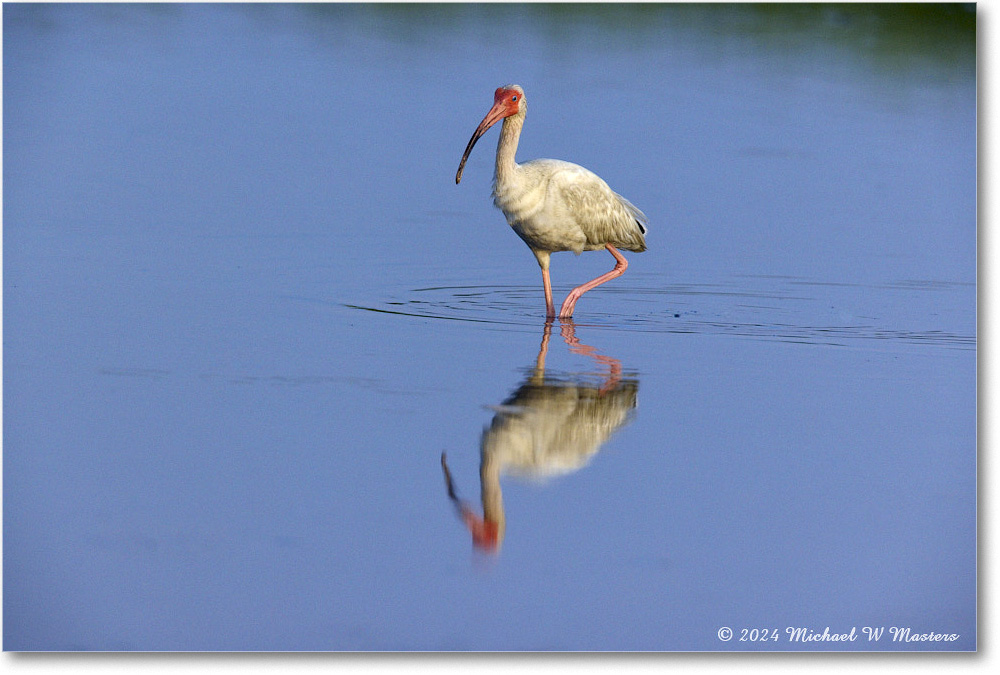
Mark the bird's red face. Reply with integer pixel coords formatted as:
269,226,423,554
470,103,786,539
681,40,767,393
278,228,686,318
492,87,522,117
456,86,525,184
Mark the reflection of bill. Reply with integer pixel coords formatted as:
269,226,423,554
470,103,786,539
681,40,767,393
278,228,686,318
441,321,639,553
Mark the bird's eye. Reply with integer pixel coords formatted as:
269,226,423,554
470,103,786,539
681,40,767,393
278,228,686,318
511,95,518,101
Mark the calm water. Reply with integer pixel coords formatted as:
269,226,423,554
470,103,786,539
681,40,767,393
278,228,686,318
3,3,976,651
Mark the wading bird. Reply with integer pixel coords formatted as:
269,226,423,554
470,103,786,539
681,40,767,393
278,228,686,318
456,84,648,319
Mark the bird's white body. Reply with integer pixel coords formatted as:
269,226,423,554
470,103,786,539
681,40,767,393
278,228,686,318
457,84,648,318
494,158,648,257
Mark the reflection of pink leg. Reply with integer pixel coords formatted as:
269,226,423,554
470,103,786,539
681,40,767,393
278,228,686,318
559,321,622,394
542,267,555,319
558,244,628,319
535,321,553,372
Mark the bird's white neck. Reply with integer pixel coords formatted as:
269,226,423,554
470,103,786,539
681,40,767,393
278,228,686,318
494,112,524,188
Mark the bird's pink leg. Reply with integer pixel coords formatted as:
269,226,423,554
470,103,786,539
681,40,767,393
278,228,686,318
558,244,628,319
541,267,556,319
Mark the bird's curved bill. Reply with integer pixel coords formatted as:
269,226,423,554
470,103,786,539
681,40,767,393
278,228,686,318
456,103,507,184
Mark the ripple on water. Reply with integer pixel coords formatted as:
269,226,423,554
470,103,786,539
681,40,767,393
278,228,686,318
344,278,975,351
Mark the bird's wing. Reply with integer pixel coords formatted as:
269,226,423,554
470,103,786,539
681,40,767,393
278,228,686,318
540,161,648,251
613,192,649,235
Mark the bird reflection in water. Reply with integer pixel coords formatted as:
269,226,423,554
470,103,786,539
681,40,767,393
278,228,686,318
441,321,639,553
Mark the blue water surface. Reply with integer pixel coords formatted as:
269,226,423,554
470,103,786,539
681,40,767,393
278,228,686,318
3,3,976,651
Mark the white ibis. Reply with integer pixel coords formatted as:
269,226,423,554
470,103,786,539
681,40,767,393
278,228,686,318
456,84,648,319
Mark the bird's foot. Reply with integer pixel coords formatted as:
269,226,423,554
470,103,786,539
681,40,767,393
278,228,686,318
557,298,579,320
